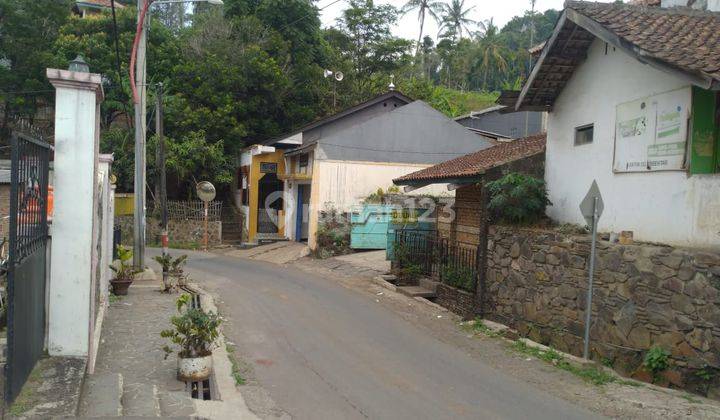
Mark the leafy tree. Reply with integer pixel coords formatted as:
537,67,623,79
331,0,413,102
101,127,135,192
439,0,476,40
155,2,189,33
159,130,233,199
400,0,444,57
473,19,509,90
53,7,180,128
167,11,290,154
0,0,72,141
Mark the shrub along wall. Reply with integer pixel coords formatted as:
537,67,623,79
115,215,222,248
485,225,720,396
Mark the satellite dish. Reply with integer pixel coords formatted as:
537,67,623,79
334,71,344,81
323,69,333,78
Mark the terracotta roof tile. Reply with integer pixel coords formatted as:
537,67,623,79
567,1,720,82
394,134,546,184
77,0,125,9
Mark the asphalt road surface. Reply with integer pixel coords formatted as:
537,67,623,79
178,251,602,420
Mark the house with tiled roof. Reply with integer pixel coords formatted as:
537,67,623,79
394,134,546,245
498,0,720,247
74,0,125,18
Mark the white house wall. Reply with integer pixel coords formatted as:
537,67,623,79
315,160,452,213
546,39,720,247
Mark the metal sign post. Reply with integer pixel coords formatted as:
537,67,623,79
579,180,604,360
196,181,216,251
203,201,209,250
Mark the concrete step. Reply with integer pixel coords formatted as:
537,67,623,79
123,382,161,417
158,390,196,417
380,274,398,283
397,285,437,299
79,372,123,417
418,278,439,293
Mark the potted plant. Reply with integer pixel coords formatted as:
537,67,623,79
153,254,188,292
109,245,137,295
161,294,221,381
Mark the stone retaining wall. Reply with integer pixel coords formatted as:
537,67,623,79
115,216,222,248
485,225,720,396
436,283,474,318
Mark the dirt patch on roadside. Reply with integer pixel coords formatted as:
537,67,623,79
291,257,720,420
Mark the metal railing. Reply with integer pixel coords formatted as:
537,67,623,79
393,229,480,292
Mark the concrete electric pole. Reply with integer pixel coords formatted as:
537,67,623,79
131,0,223,269
134,0,148,269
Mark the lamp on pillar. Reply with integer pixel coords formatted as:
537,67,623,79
68,55,90,73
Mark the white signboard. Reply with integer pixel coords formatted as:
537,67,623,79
613,87,691,172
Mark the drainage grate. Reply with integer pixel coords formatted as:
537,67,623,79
179,286,201,309
188,378,212,400
185,374,218,401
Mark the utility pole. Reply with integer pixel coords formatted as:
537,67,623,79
156,83,168,255
524,0,536,137
156,82,169,287
134,0,148,269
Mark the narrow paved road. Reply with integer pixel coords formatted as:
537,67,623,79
179,250,601,420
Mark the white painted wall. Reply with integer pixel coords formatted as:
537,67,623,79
47,68,104,356
315,160,453,213
546,39,720,247
89,155,114,373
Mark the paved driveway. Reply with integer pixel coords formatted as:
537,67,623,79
178,250,601,420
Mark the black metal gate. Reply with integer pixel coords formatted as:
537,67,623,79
4,132,50,403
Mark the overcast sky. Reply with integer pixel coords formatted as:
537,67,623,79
318,0,570,41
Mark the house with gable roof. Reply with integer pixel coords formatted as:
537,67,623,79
498,0,720,247
236,91,495,248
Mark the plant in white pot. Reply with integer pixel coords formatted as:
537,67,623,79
161,294,221,381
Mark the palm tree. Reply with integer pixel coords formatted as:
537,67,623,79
439,0,476,40
401,0,445,57
475,19,508,90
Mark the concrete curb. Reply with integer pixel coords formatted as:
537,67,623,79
372,275,397,292
187,282,259,419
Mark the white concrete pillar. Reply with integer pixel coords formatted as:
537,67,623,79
46,68,104,357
